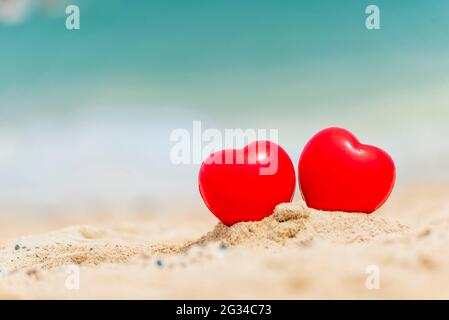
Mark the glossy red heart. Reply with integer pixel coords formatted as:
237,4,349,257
199,141,296,225
298,127,395,213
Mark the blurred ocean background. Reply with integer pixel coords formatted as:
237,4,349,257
1,0,449,213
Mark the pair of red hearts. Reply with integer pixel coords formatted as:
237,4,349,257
199,127,396,226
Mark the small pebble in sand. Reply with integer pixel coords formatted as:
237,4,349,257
155,259,163,267
14,245,20,251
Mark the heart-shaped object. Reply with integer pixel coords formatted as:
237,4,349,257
298,127,395,213
199,141,296,225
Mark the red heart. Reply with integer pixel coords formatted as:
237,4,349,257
199,141,296,225
298,127,395,213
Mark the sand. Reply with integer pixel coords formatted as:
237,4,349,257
1,186,449,299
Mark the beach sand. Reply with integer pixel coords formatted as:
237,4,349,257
1,185,449,299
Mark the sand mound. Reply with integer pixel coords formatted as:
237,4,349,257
194,201,408,247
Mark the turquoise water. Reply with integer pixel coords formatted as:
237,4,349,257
0,1,449,210
2,0,449,117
